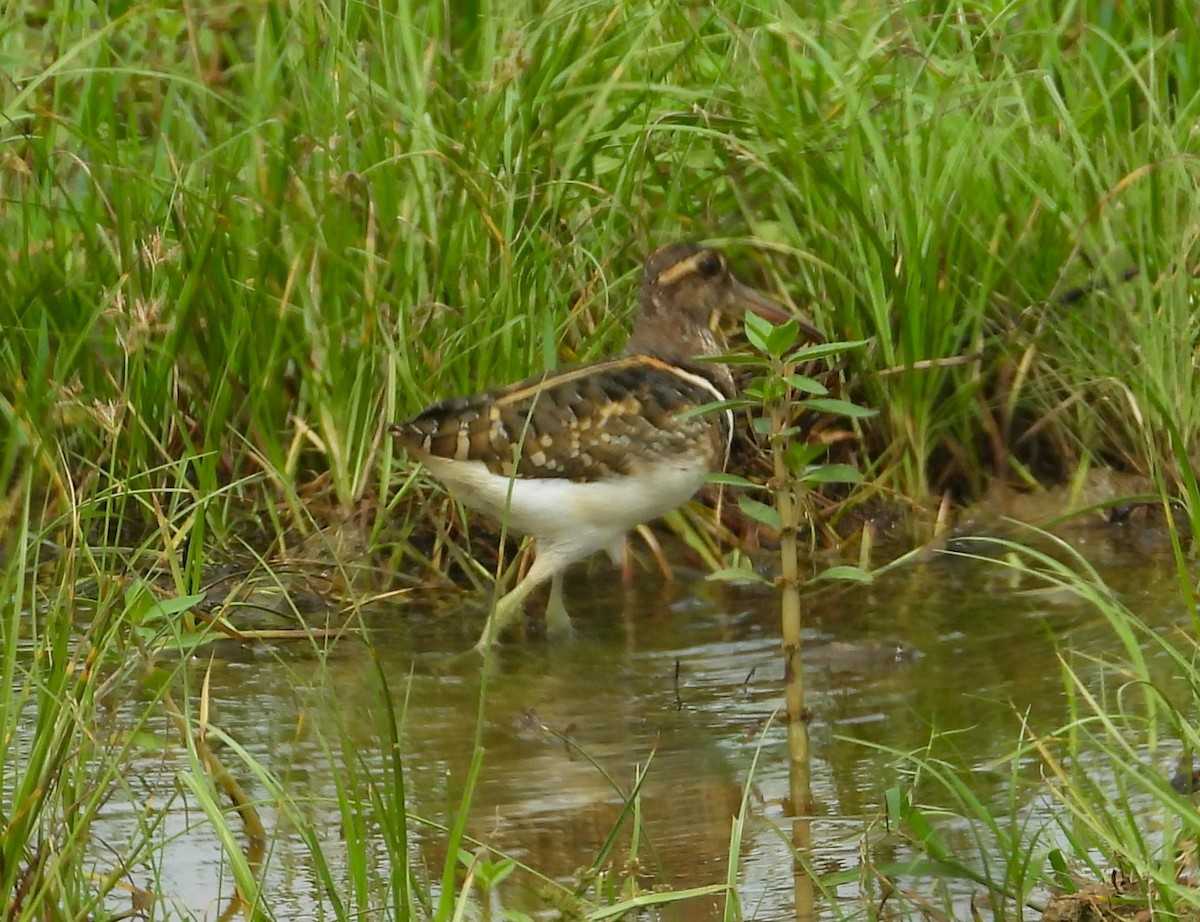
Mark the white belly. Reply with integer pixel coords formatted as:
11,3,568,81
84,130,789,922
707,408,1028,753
420,454,710,558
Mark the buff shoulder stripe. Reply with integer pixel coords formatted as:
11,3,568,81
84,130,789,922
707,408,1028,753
655,361,726,404
492,355,676,407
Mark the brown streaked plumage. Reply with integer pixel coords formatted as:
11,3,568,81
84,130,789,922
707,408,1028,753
398,355,732,482
391,242,816,652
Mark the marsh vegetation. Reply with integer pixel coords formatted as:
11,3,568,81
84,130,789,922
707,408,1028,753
4,1,1200,919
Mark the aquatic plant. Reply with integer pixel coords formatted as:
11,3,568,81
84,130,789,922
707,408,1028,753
4,0,1200,920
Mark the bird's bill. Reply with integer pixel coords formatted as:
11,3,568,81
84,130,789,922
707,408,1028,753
731,279,825,344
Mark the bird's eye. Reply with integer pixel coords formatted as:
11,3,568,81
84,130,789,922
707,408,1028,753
697,251,723,279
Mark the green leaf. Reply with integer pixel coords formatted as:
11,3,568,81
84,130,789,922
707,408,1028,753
743,311,773,353
706,472,761,489
751,417,774,435
745,314,801,359
765,318,800,358
124,579,206,626
785,441,828,469
901,801,949,862
785,374,827,396
768,377,792,403
812,565,873,583
785,339,871,363
139,626,221,655
140,665,176,697
126,729,168,752
800,397,877,419
704,352,767,367
770,425,806,441
677,398,753,420
1047,849,1076,892
737,496,781,529
148,592,207,618
479,857,518,888
802,464,863,485
884,787,905,824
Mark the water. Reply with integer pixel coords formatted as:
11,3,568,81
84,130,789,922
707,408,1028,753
41,526,1197,919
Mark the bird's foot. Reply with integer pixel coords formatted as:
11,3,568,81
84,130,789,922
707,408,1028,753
543,574,575,640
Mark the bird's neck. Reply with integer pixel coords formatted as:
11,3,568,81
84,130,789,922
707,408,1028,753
624,313,735,395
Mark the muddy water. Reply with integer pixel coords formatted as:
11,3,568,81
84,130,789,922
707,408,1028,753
89,529,1191,920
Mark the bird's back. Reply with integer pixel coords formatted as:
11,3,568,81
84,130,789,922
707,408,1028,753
392,354,732,483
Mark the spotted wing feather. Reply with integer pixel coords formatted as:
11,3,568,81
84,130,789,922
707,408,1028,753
392,355,730,482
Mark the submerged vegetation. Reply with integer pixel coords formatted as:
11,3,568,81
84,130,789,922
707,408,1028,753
4,0,1200,918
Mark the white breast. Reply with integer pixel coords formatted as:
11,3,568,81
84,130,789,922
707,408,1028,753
420,453,713,559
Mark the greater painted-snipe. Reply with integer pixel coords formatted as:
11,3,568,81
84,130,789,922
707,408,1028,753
392,242,814,651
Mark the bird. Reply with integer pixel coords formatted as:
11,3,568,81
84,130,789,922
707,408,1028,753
391,242,812,652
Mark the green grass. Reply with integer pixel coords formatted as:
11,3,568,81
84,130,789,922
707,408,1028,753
6,0,1200,919
5,0,1200,523
851,529,1200,921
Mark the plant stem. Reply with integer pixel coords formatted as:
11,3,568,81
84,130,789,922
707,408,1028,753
772,397,812,812
771,379,816,920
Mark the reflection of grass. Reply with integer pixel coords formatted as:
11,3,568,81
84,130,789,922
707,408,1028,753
5,0,1200,917
832,529,1200,920
1,494,750,918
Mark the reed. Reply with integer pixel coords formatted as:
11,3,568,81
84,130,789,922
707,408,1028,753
5,1,1200,919
5,1,1199,525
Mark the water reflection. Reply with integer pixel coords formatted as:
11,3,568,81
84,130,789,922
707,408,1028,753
82,535,1191,920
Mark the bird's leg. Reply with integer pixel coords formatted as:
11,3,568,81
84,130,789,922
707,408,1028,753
606,535,634,584
474,546,564,653
543,571,573,639
620,539,634,584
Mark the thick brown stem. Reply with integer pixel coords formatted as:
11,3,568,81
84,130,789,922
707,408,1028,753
773,403,811,795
